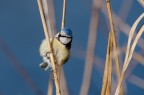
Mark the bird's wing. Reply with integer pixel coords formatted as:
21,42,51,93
39,38,53,56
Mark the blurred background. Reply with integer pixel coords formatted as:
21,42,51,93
0,0,144,95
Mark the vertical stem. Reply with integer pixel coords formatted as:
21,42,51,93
80,0,101,95
106,0,123,95
61,0,67,29
42,0,56,37
37,0,61,95
47,78,53,95
60,0,67,93
60,69,69,95
101,33,113,95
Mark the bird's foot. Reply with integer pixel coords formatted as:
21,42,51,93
44,50,53,57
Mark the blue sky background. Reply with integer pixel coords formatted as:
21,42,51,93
0,0,144,95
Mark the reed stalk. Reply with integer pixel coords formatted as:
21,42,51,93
100,0,144,51
105,0,123,94
101,33,113,95
42,0,56,37
59,0,69,95
80,0,101,94
119,0,132,21
47,78,53,95
37,0,61,94
60,70,69,95
61,0,67,29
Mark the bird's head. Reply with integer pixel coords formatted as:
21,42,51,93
61,28,72,37
55,28,73,46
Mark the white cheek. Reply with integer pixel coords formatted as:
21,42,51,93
60,37,66,43
60,37,71,44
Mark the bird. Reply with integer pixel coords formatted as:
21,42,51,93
39,28,73,71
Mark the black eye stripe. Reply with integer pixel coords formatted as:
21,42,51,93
58,33,72,38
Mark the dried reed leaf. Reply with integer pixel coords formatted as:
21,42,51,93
115,13,144,95
123,13,144,71
123,24,144,72
138,0,144,7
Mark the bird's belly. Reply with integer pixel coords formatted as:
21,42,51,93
55,47,70,66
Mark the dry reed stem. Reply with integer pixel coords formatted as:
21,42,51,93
60,70,69,95
74,45,144,92
114,13,144,95
118,0,133,90
106,46,112,95
119,0,133,21
42,0,56,94
0,39,42,95
80,0,101,95
59,0,69,94
116,0,132,45
46,0,57,34
100,1,144,93
101,33,113,95
105,0,123,94
42,0,53,37
108,36,113,94
128,75,144,89
73,45,144,92
37,0,61,95
118,46,144,80
61,0,67,29
138,0,144,7
100,0,144,51
115,46,144,89
133,52,144,65
47,78,53,95
42,0,56,37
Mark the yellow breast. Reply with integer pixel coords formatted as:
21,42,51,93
52,38,70,66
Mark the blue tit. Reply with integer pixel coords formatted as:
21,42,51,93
39,28,73,71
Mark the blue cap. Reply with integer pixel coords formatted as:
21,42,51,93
61,27,72,36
